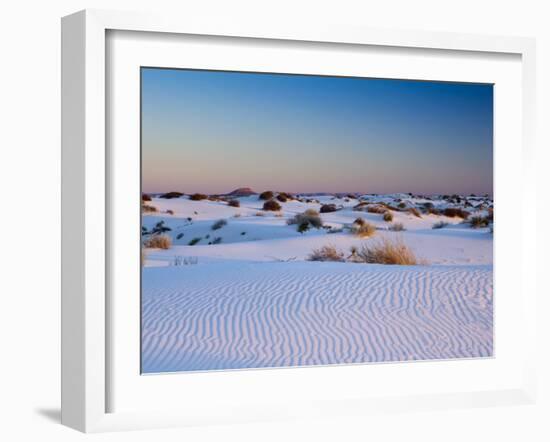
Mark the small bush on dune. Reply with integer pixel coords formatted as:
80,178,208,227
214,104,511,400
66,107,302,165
443,207,470,219
367,204,387,214
144,234,172,249
142,193,152,201
263,200,282,211
227,199,240,207
159,191,184,199
141,204,157,213
350,219,377,238
211,219,228,230
166,209,174,215
259,190,274,200
189,193,208,201
397,202,407,209
426,206,441,215
307,245,345,262
276,193,288,202
320,204,338,213
432,221,449,229
408,208,422,218
188,237,201,246
383,211,393,222
297,221,310,234
353,217,366,226
388,222,405,231
287,209,323,229
470,215,490,228
356,237,418,265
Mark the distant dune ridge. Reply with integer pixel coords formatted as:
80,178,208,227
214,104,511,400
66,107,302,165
225,187,257,197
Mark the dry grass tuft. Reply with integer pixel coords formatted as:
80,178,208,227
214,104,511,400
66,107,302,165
443,207,470,219
367,204,387,214
356,237,419,265
350,219,377,237
320,204,338,213
383,211,393,222
470,215,490,228
144,234,172,249
159,191,184,199
227,199,240,207
307,244,345,262
432,221,449,229
388,222,405,231
142,193,152,201
407,207,422,218
142,204,158,213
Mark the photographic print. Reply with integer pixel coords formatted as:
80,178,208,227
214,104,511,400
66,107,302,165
140,68,493,374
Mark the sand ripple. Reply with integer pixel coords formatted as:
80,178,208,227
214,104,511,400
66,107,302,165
141,262,493,373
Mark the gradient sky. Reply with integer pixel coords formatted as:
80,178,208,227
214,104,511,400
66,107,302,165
141,68,493,195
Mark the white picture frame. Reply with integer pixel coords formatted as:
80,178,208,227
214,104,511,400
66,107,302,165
61,9,538,433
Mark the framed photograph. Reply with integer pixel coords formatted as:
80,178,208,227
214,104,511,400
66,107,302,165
61,9,538,432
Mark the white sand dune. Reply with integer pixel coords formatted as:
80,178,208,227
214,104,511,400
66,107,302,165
142,262,493,373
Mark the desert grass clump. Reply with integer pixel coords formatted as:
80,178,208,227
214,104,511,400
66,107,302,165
469,215,490,228
407,207,422,218
350,219,377,238
355,237,418,265
227,199,240,207
383,211,393,222
388,222,405,231
287,209,323,229
166,209,174,215
141,204,158,213
276,193,288,203
259,190,274,200
443,207,470,219
432,221,449,229
320,203,338,213
142,193,152,201
307,244,345,262
144,234,172,249
367,204,387,214
211,219,228,230
189,193,208,201
263,199,282,211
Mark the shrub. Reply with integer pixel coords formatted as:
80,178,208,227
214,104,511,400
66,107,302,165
159,191,184,199
307,245,344,262
297,221,310,234
470,216,490,228
383,211,393,222
144,234,172,249
397,202,407,209
189,193,208,201
350,220,377,238
367,204,387,214
141,204,157,213
443,207,470,219
263,200,282,211
227,199,240,207
166,209,174,215
276,193,288,202
176,233,184,240
320,204,338,213
356,237,418,265
188,237,201,246
353,217,366,226
287,209,323,229
408,208,422,218
142,193,152,201
211,219,228,230
211,237,222,245
426,206,441,215
259,190,274,200
388,222,405,231
432,221,449,229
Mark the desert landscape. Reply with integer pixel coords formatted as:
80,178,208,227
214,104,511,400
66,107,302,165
141,189,493,373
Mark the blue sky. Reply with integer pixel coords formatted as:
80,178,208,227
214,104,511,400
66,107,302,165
141,68,493,195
